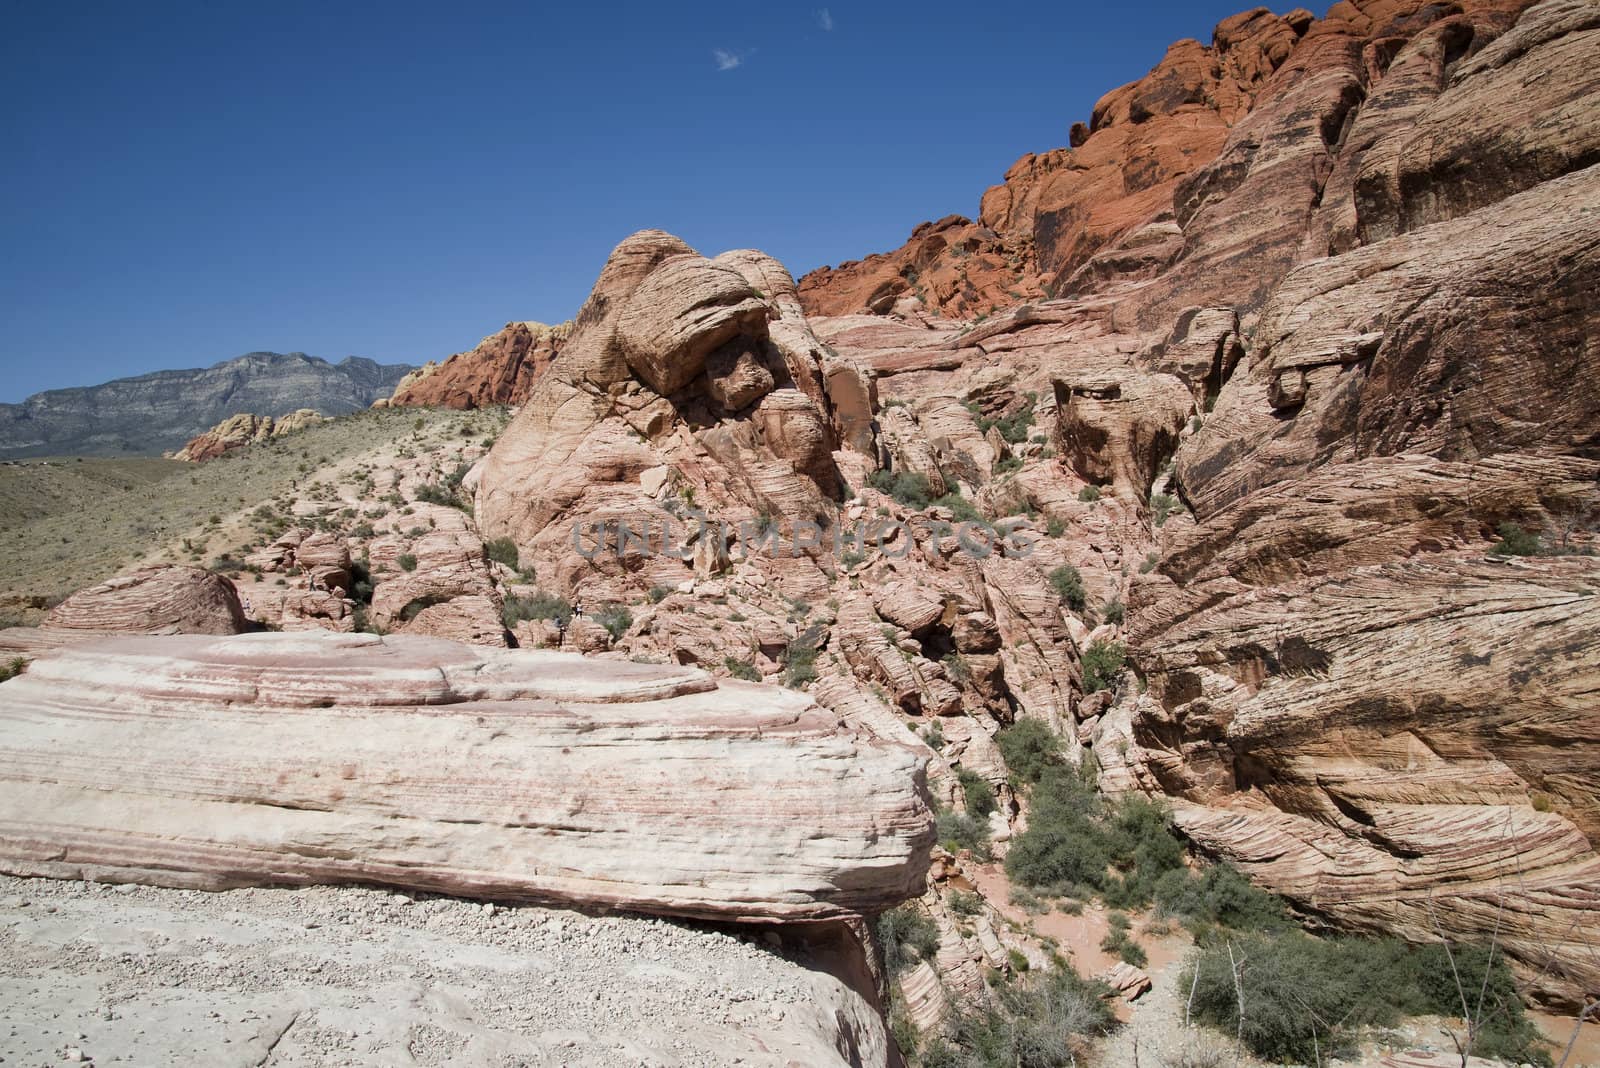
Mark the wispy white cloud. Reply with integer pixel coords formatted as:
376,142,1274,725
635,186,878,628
817,8,833,31
713,48,745,71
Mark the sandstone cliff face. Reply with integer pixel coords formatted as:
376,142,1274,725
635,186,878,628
0,352,412,458
386,320,570,409
171,408,324,461
796,0,1538,322
787,0,1600,1011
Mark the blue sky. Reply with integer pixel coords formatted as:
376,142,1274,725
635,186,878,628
2,0,1261,400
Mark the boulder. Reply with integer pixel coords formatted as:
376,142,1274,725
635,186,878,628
43,566,246,636
0,632,934,923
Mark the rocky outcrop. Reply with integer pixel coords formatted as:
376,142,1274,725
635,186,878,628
474,230,872,577
796,0,1541,322
41,565,247,635
388,321,571,409
171,408,324,461
0,352,412,458
0,631,934,923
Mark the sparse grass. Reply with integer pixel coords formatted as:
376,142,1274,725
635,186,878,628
0,407,492,624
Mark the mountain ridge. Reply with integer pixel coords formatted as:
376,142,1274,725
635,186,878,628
0,350,414,458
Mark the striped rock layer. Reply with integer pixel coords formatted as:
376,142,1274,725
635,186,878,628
0,631,934,923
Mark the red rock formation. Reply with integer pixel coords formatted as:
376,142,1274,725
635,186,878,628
42,566,247,635
388,321,570,409
797,0,1540,321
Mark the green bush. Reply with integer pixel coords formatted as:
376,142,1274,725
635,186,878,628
957,769,998,820
1080,639,1125,694
948,889,984,917
933,491,984,523
867,469,933,510
1005,764,1187,909
1100,913,1148,967
994,457,1024,476
878,904,939,975
591,602,633,641
1047,566,1086,612
918,966,1114,1068
1183,934,1550,1066
1102,599,1124,625
484,537,520,570
648,584,670,603
782,635,820,688
414,482,464,510
0,657,26,683
1151,492,1178,527
1077,485,1101,503
936,799,993,860
502,590,572,628
1489,521,1541,556
996,720,1064,786
724,656,761,682
1046,515,1066,538
1154,862,1288,935
397,553,418,572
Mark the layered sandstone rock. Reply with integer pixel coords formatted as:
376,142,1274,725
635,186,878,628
389,320,571,409
0,631,934,923
474,231,874,581
42,565,246,635
171,408,324,461
797,0,1541,321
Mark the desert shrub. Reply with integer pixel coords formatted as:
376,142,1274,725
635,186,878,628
942,652,972,686
933,490,984,523
1184,934,1549,1066
1005,764,1186,908
0,657,26,683
1151,491,1179,527
1080,639,1125,694
782,633,820,688
414,482,464,509
922,720,946,750
1046,515,1066,537
994,457,1024,476
1102,599,1124,625
919,966,1114,1068
992,397,1037,444
949,889,984,917
868,469,933,510
1047,566,1086,612
484,537,520,570
723,656,761,682
878,904,940,975
397,553,418,572
936,800,993,860
996,720,1065,786
646,585,671,604
841,549,866,569
1154,861,1288,935
1489,521,1541,556
1077,485,1101,502
1139,552,1158,574
1100,913,1148,967
957,768,998,820
591,602,633,641
501,590,572,628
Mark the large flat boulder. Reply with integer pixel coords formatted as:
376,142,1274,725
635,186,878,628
0,631,933,923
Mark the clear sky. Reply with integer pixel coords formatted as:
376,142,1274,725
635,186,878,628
2,0,1261,401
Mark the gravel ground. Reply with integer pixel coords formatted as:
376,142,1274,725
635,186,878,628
0,874,880,1067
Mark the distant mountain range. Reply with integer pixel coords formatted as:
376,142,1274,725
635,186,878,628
0,352,415,458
